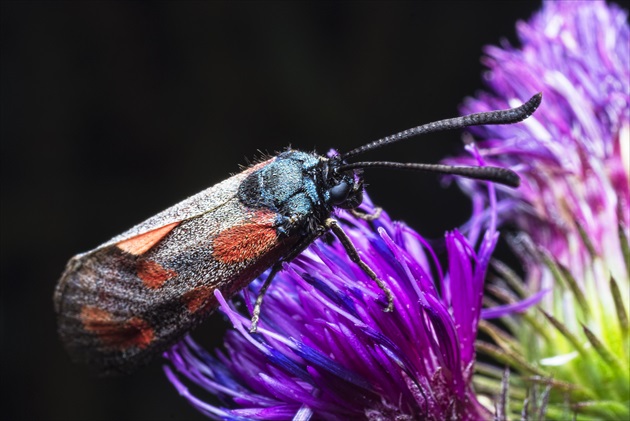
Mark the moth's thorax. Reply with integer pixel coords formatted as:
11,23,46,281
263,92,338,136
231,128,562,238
237,150,363,234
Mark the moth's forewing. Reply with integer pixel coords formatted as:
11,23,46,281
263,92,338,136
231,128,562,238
54,159,300,374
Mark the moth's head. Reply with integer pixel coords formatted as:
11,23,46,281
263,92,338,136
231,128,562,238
321,155,364,210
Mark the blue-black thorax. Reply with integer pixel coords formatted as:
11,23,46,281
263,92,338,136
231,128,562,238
238,150,363,236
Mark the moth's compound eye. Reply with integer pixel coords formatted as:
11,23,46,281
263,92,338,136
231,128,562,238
329,180,351,204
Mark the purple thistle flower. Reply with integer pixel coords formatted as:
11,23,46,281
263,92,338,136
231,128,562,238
448,1,629,418
164,190,502,420
452,0,629,285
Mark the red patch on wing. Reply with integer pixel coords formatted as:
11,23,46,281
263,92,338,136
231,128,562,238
182,286,217,314
136,260,176,289
116,222,180,255
81,305,154,350
213,219,278,264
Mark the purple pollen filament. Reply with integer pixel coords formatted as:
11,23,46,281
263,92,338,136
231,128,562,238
481,289,549,320
165,188,520,420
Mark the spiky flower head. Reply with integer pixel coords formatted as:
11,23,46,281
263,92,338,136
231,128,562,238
165,191,505,420
449,1,629,419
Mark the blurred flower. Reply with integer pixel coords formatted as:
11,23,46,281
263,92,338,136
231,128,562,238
449,1,629,419
164,191,505,420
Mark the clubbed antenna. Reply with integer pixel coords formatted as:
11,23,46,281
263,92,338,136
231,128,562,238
341,93,542,160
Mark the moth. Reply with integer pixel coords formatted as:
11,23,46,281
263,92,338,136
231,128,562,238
54,93,541,374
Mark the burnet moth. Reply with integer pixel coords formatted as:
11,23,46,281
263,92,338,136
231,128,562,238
54,93,542,375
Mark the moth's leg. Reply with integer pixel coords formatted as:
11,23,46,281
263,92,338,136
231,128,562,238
351,207,382,221
249,229,324,333
250,262,282,333
325,218,394,312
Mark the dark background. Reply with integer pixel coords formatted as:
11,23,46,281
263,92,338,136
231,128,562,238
1,2,545,420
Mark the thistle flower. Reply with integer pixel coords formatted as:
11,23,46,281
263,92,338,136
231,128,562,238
448,1,629,418
164,190,507,420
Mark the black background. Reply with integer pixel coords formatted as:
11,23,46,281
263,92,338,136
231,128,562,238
0,2,548,420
